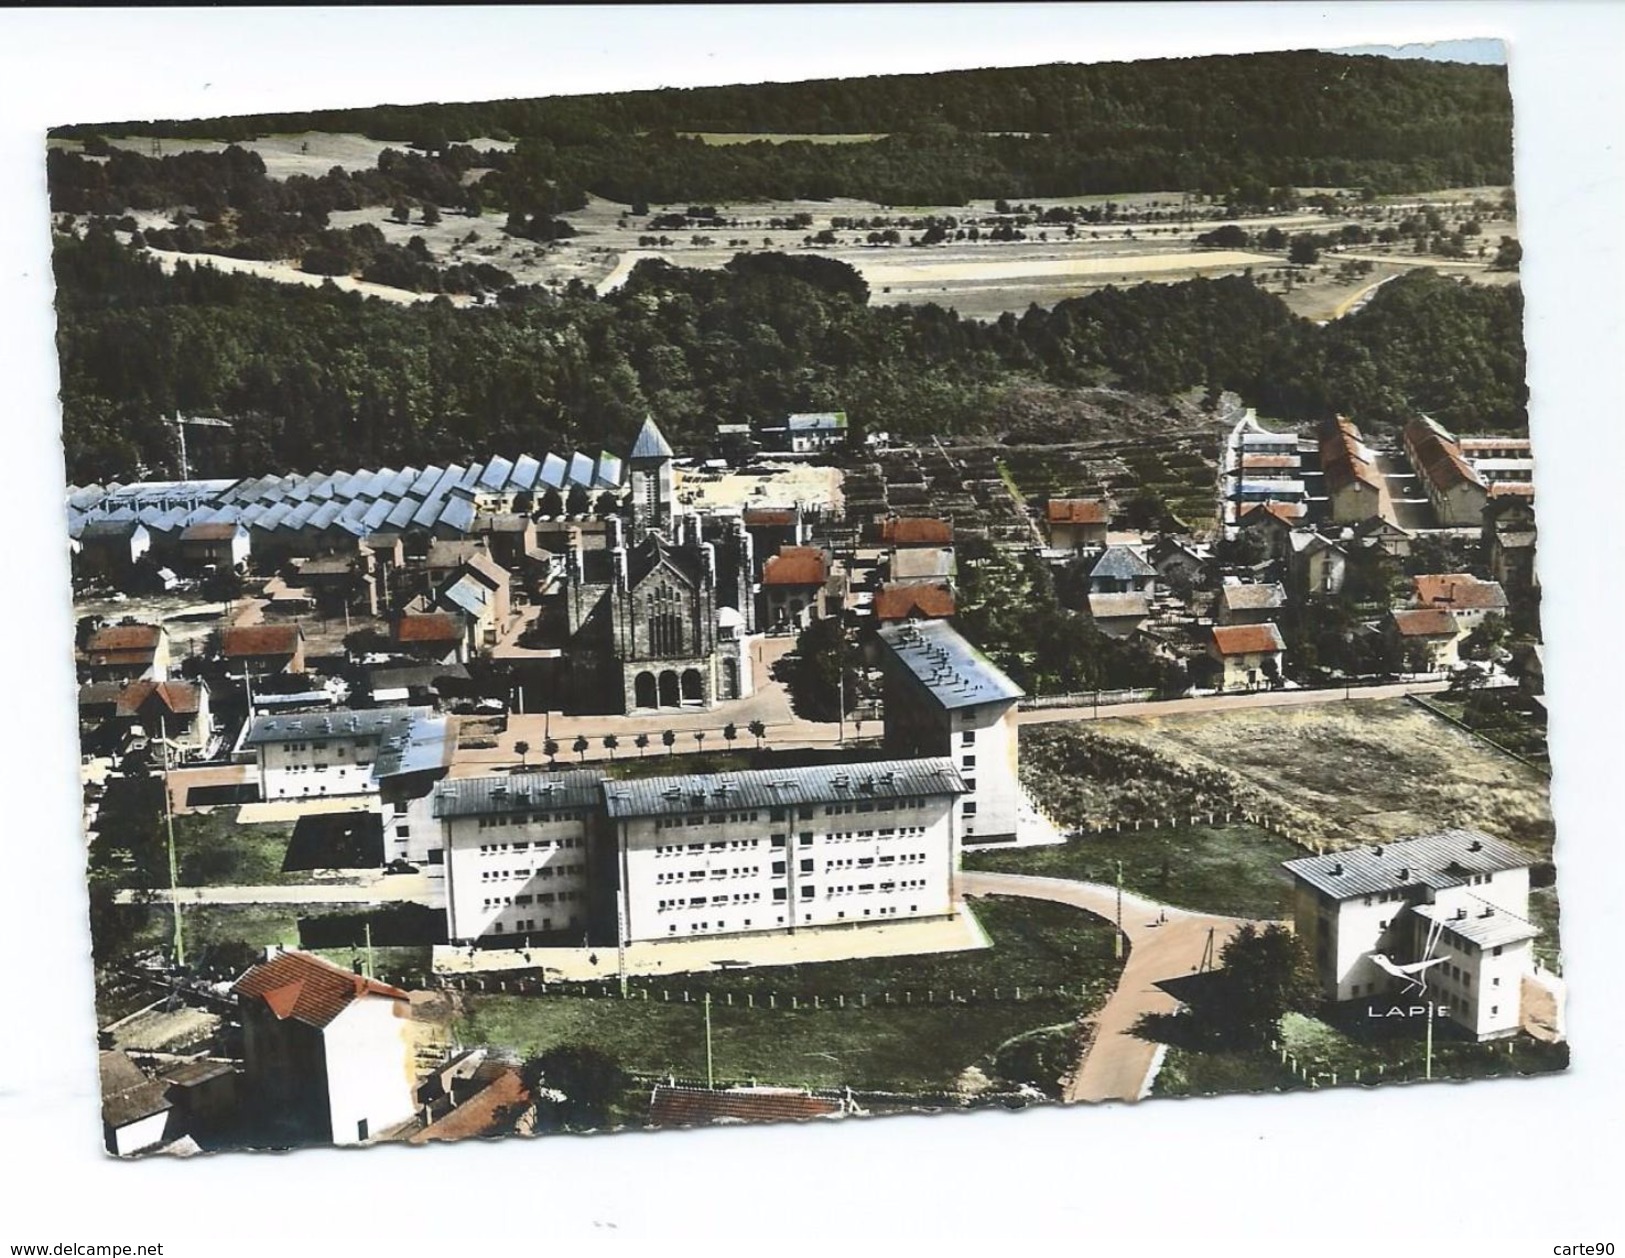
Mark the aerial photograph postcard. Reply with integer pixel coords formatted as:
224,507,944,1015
49,40,1564,1156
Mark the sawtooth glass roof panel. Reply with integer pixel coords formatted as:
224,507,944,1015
567,452,595,487
438,497,477,533
539,453,568,489
478,456,513,491
508,454,541,491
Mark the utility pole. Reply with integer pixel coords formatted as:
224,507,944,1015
1114,859,1124,961
1425,989,1435,1081
704,991,714,1089
158,715,185,969
616,894,628,999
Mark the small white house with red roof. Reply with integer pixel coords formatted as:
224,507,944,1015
232,949,418,1146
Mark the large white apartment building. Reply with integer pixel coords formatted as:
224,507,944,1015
603,758,965,943
1284,829,1540,1041
242,707,454,800
877,620,1024,845
428,758,966,947
431,771,602,943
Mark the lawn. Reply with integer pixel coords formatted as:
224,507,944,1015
170,808,312,886
1152,1011,1568,1100
456,897,1121,1094
964,823,1299,920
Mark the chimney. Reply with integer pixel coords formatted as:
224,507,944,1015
1372,844,1384,857
608,516,625,550
613,546,628,590
701,541,716,586
1331,862,1344,876
1397,867,1409,881
1468,839,1483,852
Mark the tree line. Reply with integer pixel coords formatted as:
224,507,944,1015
51,51,1511,206
53,230,1525,486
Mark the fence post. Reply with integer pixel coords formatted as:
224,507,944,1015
747,993,753,1009
770,994,776,1010
792,995,798,1010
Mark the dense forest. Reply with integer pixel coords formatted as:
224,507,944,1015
50,52,1511,205
53,229,1526,485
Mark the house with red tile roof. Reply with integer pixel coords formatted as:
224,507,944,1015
879,516,953,547
221,623,305,676
873,582,955,623
393,611,470,664
81,622,171,683
114,678,212,752
232,949,417,1147
1410,573,1509,631
1209,622,1286,691
1320,416,1397,526
1045,498,1110,551
1387,608,1462,672
1404,415,1489,526
760,546,830,631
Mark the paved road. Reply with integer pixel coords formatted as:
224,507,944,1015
962,870,1268,1104
115,870,439,907
1018,678,1451,726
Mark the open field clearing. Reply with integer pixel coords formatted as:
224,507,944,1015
455,896,1119,1093
675,461,843,513
79,165,1514,321
147,246,469,306
854,249,1274,286
1085,698,1554,857
676,131,887,145
50,131,514,179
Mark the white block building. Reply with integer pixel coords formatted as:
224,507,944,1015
430,758,966,947
878,620,1025,845
603,758,965,942
430,771,602,944
242,707,453,800
1284,829,1541,1041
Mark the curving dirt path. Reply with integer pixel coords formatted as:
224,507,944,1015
961,870,1269,1103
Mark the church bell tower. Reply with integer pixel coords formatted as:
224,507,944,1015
627,415,676,542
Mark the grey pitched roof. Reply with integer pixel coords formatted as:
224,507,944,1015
630,417,675,461
1412,901,1540,950
878,619,1025,710
1089,545,1156,582
432,769,608,819
1219,582,1286,611
1283,829,1530,900
242,707,431,748
601,757,965,820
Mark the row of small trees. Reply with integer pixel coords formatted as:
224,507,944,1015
512,720,770,768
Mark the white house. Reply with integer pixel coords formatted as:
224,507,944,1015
603,758,965,943
100,1050,172,1157
1209,622,1286,691
232,949,419,1145
242,707,453,800
1284,829,1541,1041
878,619,1025,845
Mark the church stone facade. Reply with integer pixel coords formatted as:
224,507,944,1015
553,419,754,714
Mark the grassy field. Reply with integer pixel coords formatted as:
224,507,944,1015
1084,699,1556,857
455,897,1120,1093
170,808,310,886
964,823,1299,920
1153,1011,1568,1100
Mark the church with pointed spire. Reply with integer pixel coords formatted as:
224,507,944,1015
543,417,756,713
